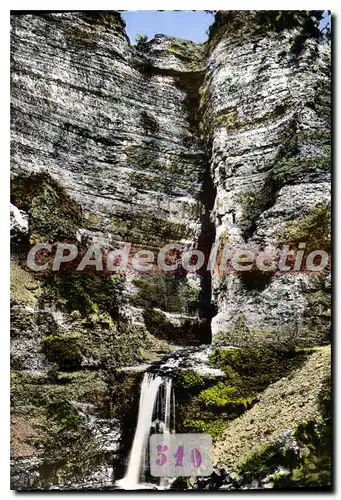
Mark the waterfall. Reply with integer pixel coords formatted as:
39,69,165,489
117,370,175,490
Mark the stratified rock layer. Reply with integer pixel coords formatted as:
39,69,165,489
201,12,331,344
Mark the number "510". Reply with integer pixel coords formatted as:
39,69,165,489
156,445,202,468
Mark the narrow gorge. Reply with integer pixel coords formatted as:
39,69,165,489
10,11,331,490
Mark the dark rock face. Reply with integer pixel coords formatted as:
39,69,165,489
193,467,241,490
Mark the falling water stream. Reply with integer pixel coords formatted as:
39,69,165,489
116,347,227,490
116,359,178,490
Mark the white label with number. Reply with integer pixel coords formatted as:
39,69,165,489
149,433,213,477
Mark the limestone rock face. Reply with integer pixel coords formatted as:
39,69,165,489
11,12,205,240
10,10,331,490
201,12,331,344
10,204,28,239
11,11,210,347
11,10,331,348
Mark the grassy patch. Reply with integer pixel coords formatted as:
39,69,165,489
236,374,332,488
175,348,308,442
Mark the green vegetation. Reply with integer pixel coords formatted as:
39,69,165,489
298,129,331,156
11,259,41,305
82,211,102,230
43,269,124,318
47,399,80,431
236,374,332,488
64,12,127,50
176,348,307,442
176,370,206,390
143,308,171,340
79,11,126,34
11,371,108,418
173,70,205,136
206,11,324,54
210,348,307,396
64,25,97,51
214,109,238,129
165,38,204,71
111,213,190,246
11,172,82,244
10,369,110,486
136,33,148,47
183,418,227,442
238,136,330,240
214,320,304,351
237,442,293,482
277,203,331,253
132,275,198,313
211,105,288,137
41,335,82,372
107,370,142,422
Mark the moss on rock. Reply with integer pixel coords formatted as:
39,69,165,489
11,172,82,244
111,213,191,246
132,275,198,314
236,373,331,488
42,269,124,319
79,11,127,36
41,335,82,372
206,11,323,54
175,347,308,443
277,203,331,253
11,259,41,306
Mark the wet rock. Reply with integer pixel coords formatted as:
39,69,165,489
193,467,241,490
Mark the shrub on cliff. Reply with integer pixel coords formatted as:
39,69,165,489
41,335,82,371
133,275,198,314
209,347,307,396
44,270,124,319
47,399,80,431
136,33,148,48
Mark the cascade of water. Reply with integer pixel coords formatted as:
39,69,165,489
117,369,175,490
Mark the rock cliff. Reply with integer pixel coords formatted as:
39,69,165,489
200,11,331,346
10,10,331,489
